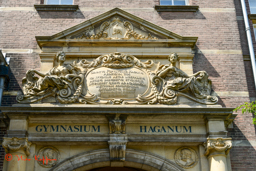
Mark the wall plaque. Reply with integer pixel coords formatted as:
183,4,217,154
86,67,149,99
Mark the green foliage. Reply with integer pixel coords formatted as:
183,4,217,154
234,101,256,124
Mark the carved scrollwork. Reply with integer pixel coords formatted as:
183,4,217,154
2,137,31,156
204,138,232,157
17,52,218,105
138,53,218,105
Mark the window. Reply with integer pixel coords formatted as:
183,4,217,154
44,0,73,5
160,0,188,5
249,0,256,14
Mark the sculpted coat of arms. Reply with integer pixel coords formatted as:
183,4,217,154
17,51,218,105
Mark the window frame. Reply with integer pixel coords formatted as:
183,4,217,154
159,0,189,6
44,0,74,5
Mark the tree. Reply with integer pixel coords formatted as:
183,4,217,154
235,101,256,124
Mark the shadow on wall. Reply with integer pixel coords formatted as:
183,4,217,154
158,10,206,20
193,48,220,77
1,67,21,106
228,122,256,170
192,48,222,106
1,54,38,106
38,10,85,19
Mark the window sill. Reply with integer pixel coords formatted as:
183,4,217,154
155,5,199,12
248,14,256,20
34,5,78,11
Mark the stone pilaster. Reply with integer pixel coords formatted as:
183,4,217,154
107,114,127,162
204,138,232,171
108,135,127,161
2,137,31,171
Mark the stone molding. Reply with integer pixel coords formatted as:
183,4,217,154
204,138,232,157
50,149,184,171
2,137,31,156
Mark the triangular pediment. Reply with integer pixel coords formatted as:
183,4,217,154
36,8,197,48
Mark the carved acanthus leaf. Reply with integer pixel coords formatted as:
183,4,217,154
2,137,31,156
204,138,232,156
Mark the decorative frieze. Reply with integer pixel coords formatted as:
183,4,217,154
2,137,31,156
204,138,232,157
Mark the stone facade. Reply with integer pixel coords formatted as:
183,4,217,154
0,0,255,171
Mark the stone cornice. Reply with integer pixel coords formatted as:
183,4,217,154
155,5,199,12
1,105,233,115
35,38,198,49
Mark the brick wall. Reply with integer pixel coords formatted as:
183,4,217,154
0,0,255,170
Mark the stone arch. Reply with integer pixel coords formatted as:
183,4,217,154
50,149,184,171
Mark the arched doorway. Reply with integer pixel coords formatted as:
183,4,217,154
89,167,146,171
51,149,184,171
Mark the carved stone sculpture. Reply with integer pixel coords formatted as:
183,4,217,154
108,114,127,134
137,53,218,105
17,52,218,105
71,17,158,40
36,146,60,168
174,147,198,169
204,138,232,157
2,137,31,156
17,51,88,104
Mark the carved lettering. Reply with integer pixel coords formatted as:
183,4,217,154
35,125,101,133
139,126,192,134
87,68,149,99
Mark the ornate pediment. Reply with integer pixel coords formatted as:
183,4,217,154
35,8,197,48
17,52,218,105
69,17,159,40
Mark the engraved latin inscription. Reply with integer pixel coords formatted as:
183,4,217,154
87,68,149,98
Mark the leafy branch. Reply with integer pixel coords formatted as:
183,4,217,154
234,101,256,124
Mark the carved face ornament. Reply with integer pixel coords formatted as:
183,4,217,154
169,53,178,64
58,53,65,62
